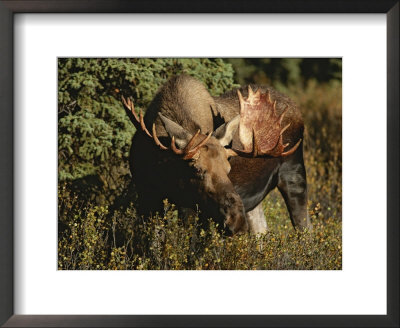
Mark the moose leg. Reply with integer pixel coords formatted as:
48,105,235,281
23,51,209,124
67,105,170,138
277,157,312,231
246,203,268,234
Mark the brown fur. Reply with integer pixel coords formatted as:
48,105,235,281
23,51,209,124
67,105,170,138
144,75,217,137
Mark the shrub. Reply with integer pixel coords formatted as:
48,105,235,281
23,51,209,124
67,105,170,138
58,195,341,270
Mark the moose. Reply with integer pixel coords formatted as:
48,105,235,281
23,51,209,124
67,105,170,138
122,75,312,234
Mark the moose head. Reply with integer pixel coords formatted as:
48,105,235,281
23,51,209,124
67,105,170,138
122,96,248,234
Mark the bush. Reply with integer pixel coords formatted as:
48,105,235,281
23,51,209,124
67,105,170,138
226,58,341,87
58,195,341,270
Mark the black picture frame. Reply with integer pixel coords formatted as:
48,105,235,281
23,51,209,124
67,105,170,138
0,1,398,327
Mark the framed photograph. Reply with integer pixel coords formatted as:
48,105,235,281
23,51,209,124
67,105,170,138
1,1,398,327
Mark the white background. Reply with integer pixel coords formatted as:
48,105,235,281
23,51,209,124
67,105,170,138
14,14,387,315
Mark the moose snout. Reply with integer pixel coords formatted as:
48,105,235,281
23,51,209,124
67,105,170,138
222,192,249,235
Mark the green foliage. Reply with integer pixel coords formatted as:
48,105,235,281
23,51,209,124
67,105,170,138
226,58,342,88
58,58,237,197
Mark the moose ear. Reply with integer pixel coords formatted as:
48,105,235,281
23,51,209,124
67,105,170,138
212,115,240,147
158,113,192,149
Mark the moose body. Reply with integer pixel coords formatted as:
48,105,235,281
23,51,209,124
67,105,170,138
124,75,311,234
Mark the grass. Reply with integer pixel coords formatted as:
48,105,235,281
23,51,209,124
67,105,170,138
58,78,342,270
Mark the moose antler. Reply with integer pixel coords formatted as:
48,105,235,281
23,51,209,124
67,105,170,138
122,95,211,160
231,86,301,158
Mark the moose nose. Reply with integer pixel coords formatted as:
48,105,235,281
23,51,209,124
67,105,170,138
223,222,234,236
222,193,248,234
224,212,248,235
